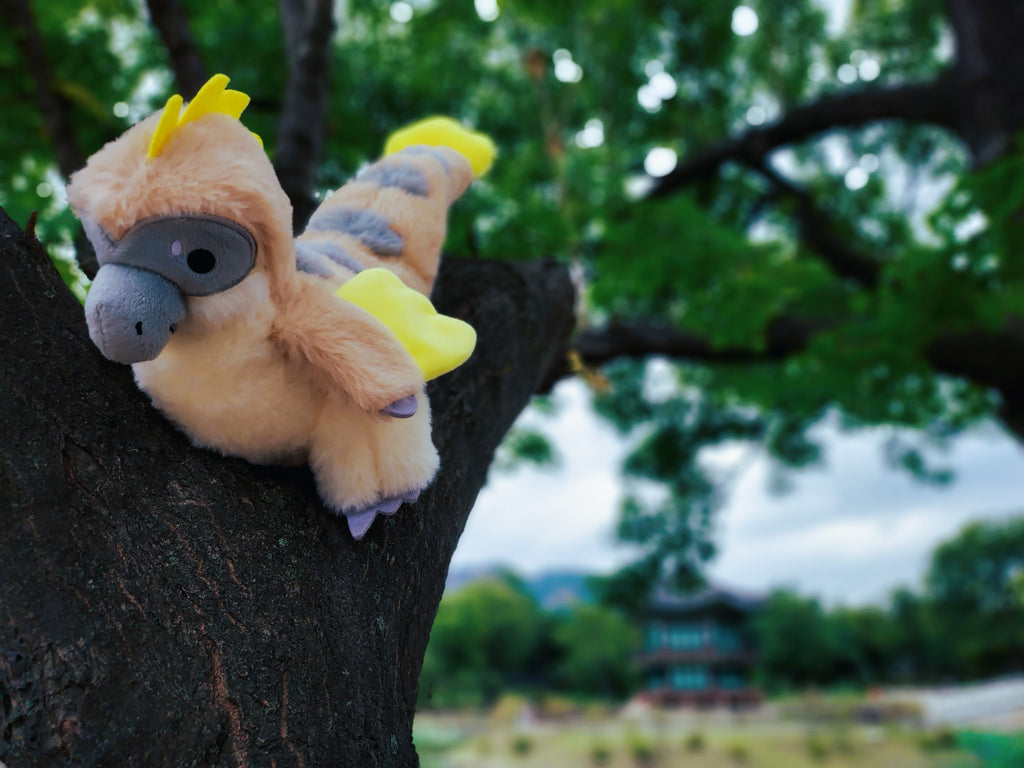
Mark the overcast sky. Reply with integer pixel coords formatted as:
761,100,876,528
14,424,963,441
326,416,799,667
450,380,1024,606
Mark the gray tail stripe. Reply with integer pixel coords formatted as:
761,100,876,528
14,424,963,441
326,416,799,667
297,239,365,275
305,208,404,258
396,145,452,175
295,242,335,277
356,163,429,197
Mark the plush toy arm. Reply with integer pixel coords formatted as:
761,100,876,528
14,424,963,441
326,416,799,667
271,275,423,413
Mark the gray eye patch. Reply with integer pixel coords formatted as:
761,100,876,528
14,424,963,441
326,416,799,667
88,214,257,296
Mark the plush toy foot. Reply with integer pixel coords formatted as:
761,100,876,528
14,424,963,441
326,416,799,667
344,487,424,539
380,394,417,418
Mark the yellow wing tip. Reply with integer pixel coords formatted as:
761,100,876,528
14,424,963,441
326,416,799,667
384,116,497,177
336,268,477,380
146,73,260,161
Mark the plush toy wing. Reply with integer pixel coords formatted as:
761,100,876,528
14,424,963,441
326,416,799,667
271,276,426,414
337,268,476,381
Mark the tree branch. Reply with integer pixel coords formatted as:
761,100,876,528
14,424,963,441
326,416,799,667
926,317,1024,441
144,0,207,97
649,77,959,199
751,160,882,288
274,0,336,230
572,316,824,369
573,313,1024,444
0,206,575,766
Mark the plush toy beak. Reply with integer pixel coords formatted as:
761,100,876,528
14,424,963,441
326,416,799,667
85,263,187,364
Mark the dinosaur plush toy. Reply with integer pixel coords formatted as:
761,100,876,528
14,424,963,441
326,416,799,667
67,74,495,539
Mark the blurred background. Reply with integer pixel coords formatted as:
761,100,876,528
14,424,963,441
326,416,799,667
3,0,1022,765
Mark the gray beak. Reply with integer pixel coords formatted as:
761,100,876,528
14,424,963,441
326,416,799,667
85,264,187,364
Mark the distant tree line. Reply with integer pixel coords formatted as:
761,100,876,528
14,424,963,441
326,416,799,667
420,516,1024,708
756,515,1024,691
417,571,639,708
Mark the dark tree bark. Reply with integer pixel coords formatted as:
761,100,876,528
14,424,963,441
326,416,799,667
273,0,336,231
0,207,575,766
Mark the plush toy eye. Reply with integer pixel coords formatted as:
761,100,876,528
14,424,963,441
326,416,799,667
187,248,216,274
112,214,256,296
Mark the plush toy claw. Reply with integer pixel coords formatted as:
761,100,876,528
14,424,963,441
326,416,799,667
345,487,423,539
67,73,490,540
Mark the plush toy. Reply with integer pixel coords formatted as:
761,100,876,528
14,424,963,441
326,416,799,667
67,73,495,539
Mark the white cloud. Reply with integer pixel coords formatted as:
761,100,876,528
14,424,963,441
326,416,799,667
452,381,1024,605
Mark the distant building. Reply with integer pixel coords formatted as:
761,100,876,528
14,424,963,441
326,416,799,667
637,584,765,708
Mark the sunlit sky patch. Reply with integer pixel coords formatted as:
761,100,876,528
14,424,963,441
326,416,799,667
389,1,413,23
475,0,499,23
731,5,759,37
575,118,605,149
637,62,678,113
648,71,677,100
644,147,678,177
844,166,869,191
454,382,1024,606
553,48,583,83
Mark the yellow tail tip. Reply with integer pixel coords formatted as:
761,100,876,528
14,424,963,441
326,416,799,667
384,116,497,177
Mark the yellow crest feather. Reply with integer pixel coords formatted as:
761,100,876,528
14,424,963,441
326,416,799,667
146,74,262,161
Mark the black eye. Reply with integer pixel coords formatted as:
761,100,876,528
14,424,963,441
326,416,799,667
187,248,216,274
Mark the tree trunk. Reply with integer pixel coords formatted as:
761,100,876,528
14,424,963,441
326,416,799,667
946,0,1024,164
0,207,575,767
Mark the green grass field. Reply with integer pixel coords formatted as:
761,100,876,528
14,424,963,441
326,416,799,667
415,709,987,768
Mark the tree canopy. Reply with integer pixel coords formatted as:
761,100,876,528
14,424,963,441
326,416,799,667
4,0,1021,595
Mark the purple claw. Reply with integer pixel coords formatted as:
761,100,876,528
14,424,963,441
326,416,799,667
343,486,427,538
377,497,403,515
380,395,417,419
346,510,378,540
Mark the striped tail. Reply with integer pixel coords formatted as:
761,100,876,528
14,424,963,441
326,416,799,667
294,145,475,296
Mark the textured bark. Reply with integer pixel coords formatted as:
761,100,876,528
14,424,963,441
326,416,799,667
273,0,336,231
0,208,575,767
144,0,208,98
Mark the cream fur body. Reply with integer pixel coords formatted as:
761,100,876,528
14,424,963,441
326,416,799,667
133,273,321,466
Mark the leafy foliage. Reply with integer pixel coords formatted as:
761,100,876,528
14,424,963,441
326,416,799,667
419,575,638,707
3,0,1021,599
